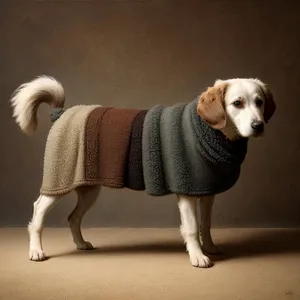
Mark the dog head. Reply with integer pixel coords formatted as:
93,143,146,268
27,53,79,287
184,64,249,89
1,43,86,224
197,78,276,139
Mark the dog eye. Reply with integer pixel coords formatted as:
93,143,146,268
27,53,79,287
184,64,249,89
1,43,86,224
233,100,243,108
256,99,263,107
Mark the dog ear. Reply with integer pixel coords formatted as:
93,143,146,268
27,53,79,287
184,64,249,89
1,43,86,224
252,79,276,123
197,83,227,130
261,85,276,123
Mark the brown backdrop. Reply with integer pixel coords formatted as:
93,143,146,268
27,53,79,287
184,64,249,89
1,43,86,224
1,0,299,227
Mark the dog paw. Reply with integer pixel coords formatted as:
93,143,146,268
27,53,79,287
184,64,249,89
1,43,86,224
189,251,213,268
77,241,94,250
29,248,46,261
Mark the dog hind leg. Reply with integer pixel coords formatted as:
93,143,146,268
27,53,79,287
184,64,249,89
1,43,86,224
28,194,61,261
68,185,101,250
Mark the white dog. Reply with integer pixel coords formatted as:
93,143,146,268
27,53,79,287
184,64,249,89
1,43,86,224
10,76,276,268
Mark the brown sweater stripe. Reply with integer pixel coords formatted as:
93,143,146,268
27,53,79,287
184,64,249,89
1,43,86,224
84,107,142,188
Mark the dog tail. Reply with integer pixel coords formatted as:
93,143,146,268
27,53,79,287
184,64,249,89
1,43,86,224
10,75,65,135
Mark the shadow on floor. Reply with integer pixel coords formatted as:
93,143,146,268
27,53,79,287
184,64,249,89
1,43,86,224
213,228,300,262
50,229,300,261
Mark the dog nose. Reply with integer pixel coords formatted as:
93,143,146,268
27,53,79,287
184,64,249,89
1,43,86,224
251,121,264,132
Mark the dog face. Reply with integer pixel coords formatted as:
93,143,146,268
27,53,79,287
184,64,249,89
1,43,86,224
197,78,276,139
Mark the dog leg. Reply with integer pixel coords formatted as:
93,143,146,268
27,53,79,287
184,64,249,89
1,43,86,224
199,195,221,254
177,194,213,268
28,194,61,261
68,186,100,250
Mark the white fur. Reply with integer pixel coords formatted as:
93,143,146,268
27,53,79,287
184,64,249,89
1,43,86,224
28,194,60,261
10,76,65,134
177,195,213,268
10,76,273,268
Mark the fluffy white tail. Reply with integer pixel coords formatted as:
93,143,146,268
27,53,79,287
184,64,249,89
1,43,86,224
10,75,65,135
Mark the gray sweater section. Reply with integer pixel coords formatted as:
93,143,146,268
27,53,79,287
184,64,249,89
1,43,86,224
142,98,248,196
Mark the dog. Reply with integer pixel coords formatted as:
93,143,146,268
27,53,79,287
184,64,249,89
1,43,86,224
10,76,276,268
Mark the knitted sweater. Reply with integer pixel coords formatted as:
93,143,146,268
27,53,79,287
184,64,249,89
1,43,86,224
41,99,248,196
142,99,248,196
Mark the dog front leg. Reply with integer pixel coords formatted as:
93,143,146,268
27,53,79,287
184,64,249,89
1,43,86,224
199,195,221,254
177,194,213,268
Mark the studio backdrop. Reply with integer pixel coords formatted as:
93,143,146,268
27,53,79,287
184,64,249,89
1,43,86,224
1,0,299,227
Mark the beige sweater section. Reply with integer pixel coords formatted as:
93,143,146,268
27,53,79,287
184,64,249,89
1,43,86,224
40,105,100,195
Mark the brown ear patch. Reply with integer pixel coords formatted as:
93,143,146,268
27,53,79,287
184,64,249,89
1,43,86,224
197,83,227,130
262,86,276,123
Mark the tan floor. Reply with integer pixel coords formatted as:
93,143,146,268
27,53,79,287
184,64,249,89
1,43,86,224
1,228,300,300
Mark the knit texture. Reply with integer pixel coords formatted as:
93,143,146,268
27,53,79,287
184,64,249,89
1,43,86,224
142,99,248,196
125,110,148,190
40,99,247,197
40,105,100,195
50,107,65,122
40,105,144,195
84,107,141,188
